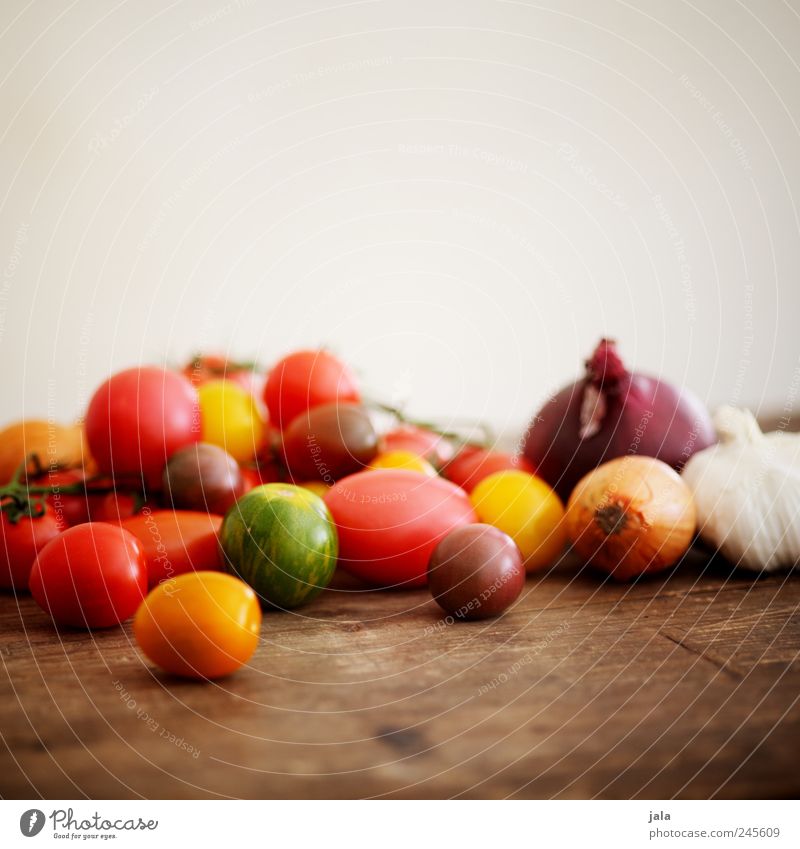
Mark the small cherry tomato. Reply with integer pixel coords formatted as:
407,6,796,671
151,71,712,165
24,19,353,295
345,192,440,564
381,425,455,467
240,464,278,493
67,476,146,523
0,419,86,485
265,349,360,430
182,353,263,398
282,402,378,482
29,523,146,628
444,447,535,493
90,491,140,522
120,510,223,587
240,467,259,493
0,507,65,590
162,443,244,514
297,480,330,498
470,470,566,572
199,380,265,463
85,367,200,486
370,450,438,476
428,524,524,619
31,468,89,526
134,571,261,679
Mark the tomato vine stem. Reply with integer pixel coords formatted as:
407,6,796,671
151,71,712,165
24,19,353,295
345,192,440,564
363,397,494,449
0,454,138,524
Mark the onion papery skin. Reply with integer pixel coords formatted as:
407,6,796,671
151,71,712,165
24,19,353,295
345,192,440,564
565,456,697,581
522,340,715,502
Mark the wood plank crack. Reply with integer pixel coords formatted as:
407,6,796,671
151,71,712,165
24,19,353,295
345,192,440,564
660,632,743,680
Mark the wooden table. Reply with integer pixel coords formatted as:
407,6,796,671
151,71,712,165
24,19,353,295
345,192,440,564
1,547,798,799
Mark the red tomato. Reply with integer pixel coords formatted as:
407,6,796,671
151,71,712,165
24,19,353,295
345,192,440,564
85,367,199,486
324,469,477,588
62,475,148,523
182,354,263,398
90,491,140,522
0,507,65,590
240,466,261,493
120,510,223,587
264,350,360,430
381,425,455,467
444,448,535,493
32,469,90,526
37,475,148,525
240,463,282,493
29,523,146,628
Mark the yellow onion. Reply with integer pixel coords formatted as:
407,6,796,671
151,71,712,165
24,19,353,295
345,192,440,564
565,456,696,580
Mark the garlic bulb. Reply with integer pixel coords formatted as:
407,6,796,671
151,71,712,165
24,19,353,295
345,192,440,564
682,406,800,571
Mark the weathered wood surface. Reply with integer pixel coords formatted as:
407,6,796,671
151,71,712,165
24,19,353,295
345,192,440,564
1,547,798,799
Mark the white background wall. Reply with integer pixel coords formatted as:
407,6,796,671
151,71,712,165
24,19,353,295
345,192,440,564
1,0,798,437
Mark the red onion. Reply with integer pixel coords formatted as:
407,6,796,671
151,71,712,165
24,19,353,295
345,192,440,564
522,339,715,501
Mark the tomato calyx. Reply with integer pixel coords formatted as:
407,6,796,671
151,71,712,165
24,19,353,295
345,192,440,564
186,353,262,377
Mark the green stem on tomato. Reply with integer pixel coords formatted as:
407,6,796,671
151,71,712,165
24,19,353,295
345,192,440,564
188,353,264,374
363,397,495,449
0,453,138,523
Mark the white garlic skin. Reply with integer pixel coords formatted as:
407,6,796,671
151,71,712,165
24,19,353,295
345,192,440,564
681,406,800,572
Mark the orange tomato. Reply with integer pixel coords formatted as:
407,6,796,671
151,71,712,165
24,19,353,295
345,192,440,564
298,480,330,498
369,450,437,476
134,571,261,679
0,419,87,483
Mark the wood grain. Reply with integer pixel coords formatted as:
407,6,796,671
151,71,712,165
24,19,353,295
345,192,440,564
1,547,798,799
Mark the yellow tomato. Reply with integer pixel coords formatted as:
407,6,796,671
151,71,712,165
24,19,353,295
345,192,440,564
299,480,330,498
470,470,566,572
199,379,265,462
134,571,261,679
369,449,437,476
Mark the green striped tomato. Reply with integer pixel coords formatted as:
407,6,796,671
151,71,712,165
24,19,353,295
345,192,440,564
220,483,337,609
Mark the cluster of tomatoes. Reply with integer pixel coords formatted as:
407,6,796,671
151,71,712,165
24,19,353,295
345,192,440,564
0,349,569,680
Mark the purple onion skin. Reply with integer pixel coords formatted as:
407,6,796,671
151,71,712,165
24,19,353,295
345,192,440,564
522,342,716,503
